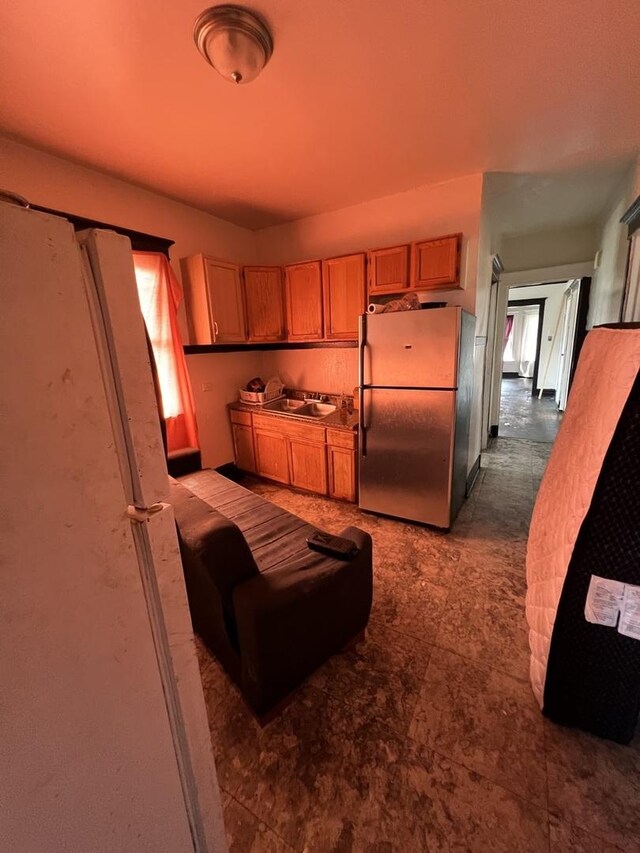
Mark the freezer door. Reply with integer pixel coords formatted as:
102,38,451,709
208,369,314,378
362,306,461,389
359,387,455,528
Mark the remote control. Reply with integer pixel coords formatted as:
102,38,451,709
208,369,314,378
306,530,359,560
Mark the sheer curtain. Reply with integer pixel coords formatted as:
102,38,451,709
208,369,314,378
519,310,539,378
503,308,539,378
133,252,199,453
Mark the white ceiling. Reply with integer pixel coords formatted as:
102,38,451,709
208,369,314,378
1,0,639,228
484,167,630,239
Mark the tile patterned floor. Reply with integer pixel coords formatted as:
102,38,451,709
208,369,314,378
196,439,640,853
499,377,562,442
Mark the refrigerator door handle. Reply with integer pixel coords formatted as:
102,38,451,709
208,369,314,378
359,388,368,457
359,313,368,457
358,313,367,388
126,503,165,522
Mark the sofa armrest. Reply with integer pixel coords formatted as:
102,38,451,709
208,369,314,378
232,526,373,714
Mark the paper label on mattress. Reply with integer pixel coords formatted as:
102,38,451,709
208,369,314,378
584,575,625,627
618,585,640,640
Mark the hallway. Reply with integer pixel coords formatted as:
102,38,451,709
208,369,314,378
499,377,562,442
197,439,640,852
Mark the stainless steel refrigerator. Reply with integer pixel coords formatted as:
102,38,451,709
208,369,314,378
358,306,475,529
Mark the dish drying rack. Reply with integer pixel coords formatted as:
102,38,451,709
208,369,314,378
238,377,284,405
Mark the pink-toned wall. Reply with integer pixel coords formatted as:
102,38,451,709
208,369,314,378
254,173,484,315
0,136,256,263
0,135,262,466
2,137,487,470
260,348,359,398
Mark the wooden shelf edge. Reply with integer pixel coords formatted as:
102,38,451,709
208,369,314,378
184,341,358,354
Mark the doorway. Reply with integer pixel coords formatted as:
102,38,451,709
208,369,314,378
490,277,591,444
502,298,546,394
497,283,567,442
556,278,591,411
500,294,562,442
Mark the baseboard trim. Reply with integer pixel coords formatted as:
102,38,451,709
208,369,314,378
466,455,481,497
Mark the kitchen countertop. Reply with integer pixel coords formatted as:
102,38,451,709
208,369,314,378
229,399,358,432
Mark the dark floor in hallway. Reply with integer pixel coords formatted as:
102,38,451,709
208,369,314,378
196,439,640,852
499,377,562,442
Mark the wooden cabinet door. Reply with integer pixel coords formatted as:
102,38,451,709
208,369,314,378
367,245,410,295
181,255,213,344
232,423,256,473
243,266,285,342
327,447,356,502
411,234,461,290
287,439,328,495
322,253,366,341
254,429,289,484
284,261,323,341
204,258,247,342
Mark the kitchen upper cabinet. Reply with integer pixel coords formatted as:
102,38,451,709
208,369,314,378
254,428,290,484
284,261,324,341
322,253,366,341
243,266,285,342
182,254,247,344
367,245,410,295
287,438,328,494
411,234,461,290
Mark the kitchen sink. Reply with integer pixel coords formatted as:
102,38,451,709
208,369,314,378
262,398,307,413
298,402,336,418
261,398,336,419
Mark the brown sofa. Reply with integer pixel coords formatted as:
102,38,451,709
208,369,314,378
168,469,373,716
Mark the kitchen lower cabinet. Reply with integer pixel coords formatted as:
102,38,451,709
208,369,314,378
254,429,290,484
231,423,256,474
326,428,357,501
230,411,357,500
327,447,356,502
288,438,328,495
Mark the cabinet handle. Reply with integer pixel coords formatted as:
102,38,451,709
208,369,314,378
213,320,219,339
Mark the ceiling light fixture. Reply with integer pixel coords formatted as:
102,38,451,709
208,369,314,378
194,4,273,85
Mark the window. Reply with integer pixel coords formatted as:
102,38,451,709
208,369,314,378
133,253,199,453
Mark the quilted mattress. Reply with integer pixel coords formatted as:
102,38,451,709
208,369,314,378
525,327,640,740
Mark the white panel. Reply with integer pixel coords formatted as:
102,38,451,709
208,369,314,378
78,228,169,507
131,503,227,853
0,203,195,853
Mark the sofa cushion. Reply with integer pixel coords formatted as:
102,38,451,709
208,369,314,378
168,478,259,607
179,470,321,574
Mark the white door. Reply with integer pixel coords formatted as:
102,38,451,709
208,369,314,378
1,203,225,853
622,234,640,321
557,281,580,411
